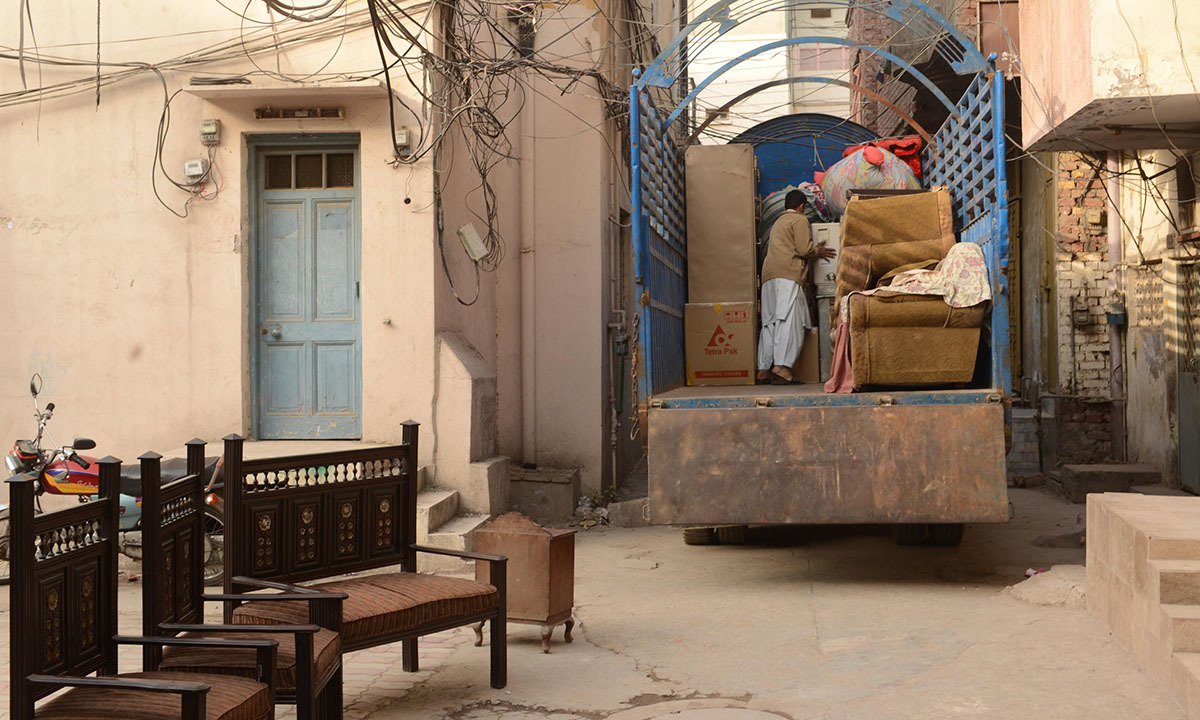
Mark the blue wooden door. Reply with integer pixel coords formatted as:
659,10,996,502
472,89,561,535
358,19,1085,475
255,148,362,439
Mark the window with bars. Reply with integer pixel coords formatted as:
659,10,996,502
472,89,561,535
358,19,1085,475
789,44,851,72
263,151,355,190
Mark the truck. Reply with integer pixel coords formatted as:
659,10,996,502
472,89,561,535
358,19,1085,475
629,0,1011,545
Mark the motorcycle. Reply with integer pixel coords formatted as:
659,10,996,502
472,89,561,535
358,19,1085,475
1,374,225,586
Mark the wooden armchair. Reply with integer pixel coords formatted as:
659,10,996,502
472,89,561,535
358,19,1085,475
220,422,508,689
7,459,277,720
138,442,346,720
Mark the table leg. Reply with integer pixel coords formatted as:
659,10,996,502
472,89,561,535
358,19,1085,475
540,624,553,653
473,621,486,647
564,617,574,643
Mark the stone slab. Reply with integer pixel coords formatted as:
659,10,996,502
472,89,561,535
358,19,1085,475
1062,464,1162,503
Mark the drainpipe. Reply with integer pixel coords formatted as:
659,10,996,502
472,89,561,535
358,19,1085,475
1107,152,1126,461
520,82,537,464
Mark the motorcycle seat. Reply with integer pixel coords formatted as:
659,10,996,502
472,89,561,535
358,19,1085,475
118,456,221,498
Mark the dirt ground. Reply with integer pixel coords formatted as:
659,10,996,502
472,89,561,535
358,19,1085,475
0,488,1183,719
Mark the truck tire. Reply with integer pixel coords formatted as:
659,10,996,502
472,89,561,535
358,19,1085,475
928,523,966,546
715,525,748,545
893,523,928,546
682,527,715,545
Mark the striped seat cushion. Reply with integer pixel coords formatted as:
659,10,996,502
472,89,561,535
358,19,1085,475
232,572,498,646
158,628,341,692
35,671,269,720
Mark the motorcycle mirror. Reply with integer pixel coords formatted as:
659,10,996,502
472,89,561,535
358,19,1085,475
73,438,97,451
45,402,55,413
29,373,42,398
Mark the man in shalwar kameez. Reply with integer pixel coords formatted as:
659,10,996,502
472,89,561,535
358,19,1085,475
757,190,834,384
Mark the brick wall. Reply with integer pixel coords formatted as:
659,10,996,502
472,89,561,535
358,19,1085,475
1053,153,1112,398
1050,152,1116,465
1054,399,1115,465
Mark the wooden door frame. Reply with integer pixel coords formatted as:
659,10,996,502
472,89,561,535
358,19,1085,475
246,132,362,440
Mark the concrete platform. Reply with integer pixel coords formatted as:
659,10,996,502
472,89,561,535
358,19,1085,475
1088,493,1200,718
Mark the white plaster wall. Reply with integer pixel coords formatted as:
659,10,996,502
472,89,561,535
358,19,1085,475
0,4,438,467
1089,0,1200,100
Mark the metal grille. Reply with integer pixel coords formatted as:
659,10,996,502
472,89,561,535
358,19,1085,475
631,86,687,400
1128,265,1164,329
922,70,1010,396
326,152,354,187
1170,258,1200,371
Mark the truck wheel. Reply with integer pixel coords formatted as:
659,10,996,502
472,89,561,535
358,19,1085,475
929,523,966,546
893,523,928,546
682,527,715,545
715,525,748,545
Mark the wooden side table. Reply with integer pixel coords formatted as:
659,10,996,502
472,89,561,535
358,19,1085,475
472,512,576,653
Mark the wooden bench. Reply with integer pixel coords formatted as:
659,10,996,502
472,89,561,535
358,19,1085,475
220,422,508,689
138,442,346,720
8,459,278,720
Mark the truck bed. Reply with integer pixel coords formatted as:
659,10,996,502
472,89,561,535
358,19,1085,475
654,384,998,409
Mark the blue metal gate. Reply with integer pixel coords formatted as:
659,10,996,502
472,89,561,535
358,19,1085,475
630,78,688,404
922,70,1010,396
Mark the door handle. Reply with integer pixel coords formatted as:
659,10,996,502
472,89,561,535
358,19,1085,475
261,325,281,340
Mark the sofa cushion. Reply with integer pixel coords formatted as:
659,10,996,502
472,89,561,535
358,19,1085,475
158,628,341,692
232,572,498,647
35,671,269,720
848,293,988,329
841,188,955,249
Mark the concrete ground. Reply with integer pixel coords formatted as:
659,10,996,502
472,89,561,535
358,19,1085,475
0,488,1184,719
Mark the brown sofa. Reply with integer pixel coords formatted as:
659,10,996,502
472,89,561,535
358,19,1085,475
834,188,987,389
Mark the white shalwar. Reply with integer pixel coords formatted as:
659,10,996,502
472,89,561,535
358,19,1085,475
757,277,812,370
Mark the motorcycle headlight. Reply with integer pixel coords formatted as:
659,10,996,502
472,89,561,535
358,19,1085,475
4,455,21,475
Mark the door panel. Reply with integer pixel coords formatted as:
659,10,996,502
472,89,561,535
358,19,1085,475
315,342,356,414
264,343,306,414
255,147,361,439
315,201,354,319
263,203,305,320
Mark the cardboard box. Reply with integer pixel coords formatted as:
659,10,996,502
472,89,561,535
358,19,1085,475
685,145,758,303
797,329,820,383
685,302,756,386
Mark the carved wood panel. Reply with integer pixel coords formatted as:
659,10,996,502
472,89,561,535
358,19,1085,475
36,573,66,674
248,502,282,575
370,488,398,555
332,493,361,561
293,499,321,569
73,561,102,667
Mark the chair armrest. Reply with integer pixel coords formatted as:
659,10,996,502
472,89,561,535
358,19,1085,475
159,623,321,635
411,543,506,563
115,635,279,650
27,673,209,694
116,636,277,687
205,591,346,634
231,576,318,594
204,592,348,602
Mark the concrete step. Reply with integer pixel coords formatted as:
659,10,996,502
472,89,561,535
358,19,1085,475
1061,464,1162,503
416,489,460,542
417,465,431,492
1154,560,1200,606
1163,605,1200,653
1171,652,1200,718
1134,484,1193,497
417,514,489,574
